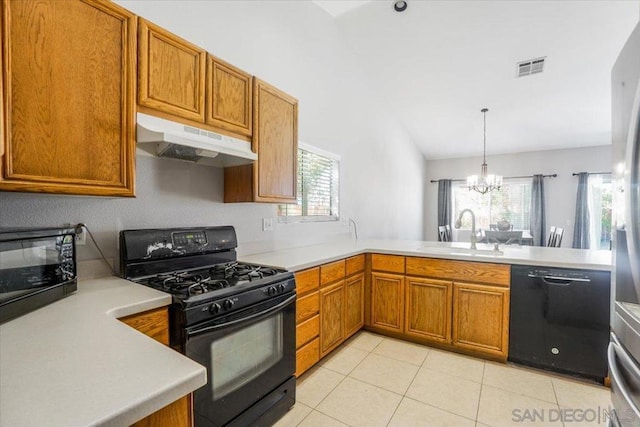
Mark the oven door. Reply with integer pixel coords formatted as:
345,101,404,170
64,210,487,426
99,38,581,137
185,292,296,427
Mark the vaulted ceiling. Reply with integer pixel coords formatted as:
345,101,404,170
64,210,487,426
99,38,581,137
313,1,639,159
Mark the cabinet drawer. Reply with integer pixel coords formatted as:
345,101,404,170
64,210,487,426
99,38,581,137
406,257,510,287
321,260,346,286
371,254,405,274
295,267,320,295
346,255,365,276
296,337,320,377
296,315,319,349
296,291,319,324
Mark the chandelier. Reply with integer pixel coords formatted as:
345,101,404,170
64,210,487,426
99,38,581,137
467,108,502,194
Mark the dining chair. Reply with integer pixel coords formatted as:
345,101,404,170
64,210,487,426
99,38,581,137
438,226,450,242
546,226,557,247
553,227,564,247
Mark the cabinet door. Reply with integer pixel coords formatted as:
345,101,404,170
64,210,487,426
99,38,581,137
138,18,206,122
370,272,404,333
344,273,364,337
452,282,510,359
206,55,252,137
119,306,169,345
252,78,297,203
320,281,344,357
405,277,452,343
1,0,136,196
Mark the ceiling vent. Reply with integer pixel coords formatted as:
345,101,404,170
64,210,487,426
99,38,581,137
517,57,546,77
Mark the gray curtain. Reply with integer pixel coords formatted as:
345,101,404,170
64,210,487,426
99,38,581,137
530,174,546,246
572,172,590,249
437,179,452,241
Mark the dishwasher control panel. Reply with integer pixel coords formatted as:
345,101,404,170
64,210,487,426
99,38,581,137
526,268,591,282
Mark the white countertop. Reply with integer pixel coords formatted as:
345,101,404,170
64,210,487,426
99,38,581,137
240,239,612,271
0,277,207,427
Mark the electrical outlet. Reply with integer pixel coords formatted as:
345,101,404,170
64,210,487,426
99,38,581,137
262,218,274,232
75,226,86,246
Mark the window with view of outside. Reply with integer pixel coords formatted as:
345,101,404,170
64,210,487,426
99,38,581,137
452,179,532,231
277,144,339,222
588,175,612,250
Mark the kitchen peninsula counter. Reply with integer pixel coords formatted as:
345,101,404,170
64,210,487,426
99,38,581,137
239,239,612,271
0,277,206,427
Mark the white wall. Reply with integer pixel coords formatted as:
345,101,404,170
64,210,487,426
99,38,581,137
0,1,426,264
424,145,612,247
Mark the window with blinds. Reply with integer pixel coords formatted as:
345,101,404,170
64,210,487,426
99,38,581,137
277,144,340,221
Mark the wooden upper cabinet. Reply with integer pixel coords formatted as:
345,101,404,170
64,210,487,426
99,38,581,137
1,0,136,196
224,78,297,203
138,18,206,122
253,78,298,202
206,55,252,137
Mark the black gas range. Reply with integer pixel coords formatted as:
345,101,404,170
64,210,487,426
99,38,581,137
120,226,296,427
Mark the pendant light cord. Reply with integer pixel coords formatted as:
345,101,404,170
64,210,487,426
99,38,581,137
482,108,488,165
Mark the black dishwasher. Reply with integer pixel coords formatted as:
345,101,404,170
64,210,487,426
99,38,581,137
509,265,611,381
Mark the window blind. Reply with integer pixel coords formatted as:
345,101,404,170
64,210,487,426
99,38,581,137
278,146,339,221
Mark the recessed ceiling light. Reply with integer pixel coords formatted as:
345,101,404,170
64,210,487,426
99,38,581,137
393,0,408,12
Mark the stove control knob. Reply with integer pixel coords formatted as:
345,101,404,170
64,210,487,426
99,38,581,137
278,284,286,292
223,299,234,310
209,303,221,314
267,286,277,296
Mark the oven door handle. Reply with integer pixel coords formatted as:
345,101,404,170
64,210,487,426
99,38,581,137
188,294,296,336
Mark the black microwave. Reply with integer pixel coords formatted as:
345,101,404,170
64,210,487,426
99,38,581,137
0,227,77,323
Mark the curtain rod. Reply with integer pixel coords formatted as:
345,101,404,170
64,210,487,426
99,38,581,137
572,172,611,176
429,173,557,183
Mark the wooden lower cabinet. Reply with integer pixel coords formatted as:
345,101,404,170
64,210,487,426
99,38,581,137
370,272,404,333
452,282,510,359
119,306,169,345
131,395,192,427
118,307,193,426
344,273,364,337
320,281,345,357
296,337,319,377
296,315,319,349
405,277,452,344
296,291,319,324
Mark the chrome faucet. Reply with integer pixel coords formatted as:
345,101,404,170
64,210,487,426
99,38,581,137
454,209,477,250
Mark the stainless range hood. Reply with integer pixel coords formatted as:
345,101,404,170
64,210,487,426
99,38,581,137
136,112,257,167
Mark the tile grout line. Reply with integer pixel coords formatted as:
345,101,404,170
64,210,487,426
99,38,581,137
382,348,429,427
394,348,480,424
305,335,381,426
549,379,566,427
475,362,486,425
401,395,478,424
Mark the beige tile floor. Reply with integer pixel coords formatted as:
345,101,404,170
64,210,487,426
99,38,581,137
275,331,612,427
